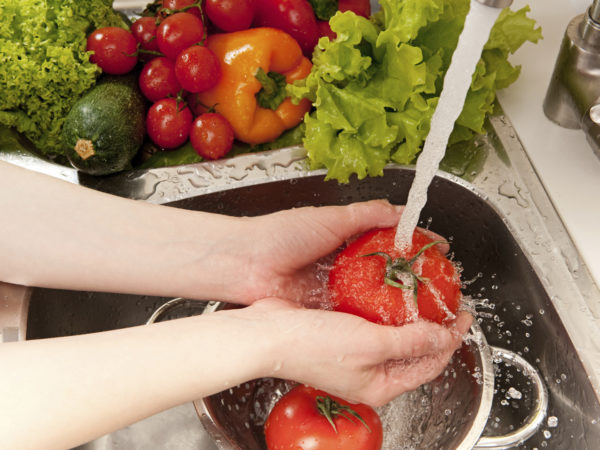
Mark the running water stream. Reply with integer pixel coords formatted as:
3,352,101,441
394,0,504,251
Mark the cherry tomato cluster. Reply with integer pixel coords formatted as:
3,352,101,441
87,0,240,160
86,0,372,161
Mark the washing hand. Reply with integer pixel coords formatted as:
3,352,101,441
227,200,449,306
227,297,473,406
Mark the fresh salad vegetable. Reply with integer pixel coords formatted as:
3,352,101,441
87,27,139,75
264,384,383,450
195,28,313,145
205,0,255,32
290,0,542,182
61,76,146,175
190,112,235,160
328,227,462,325
253,0,321,56
0,0,129,156
146,98,194,149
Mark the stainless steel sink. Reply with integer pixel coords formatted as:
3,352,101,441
3,107,600,449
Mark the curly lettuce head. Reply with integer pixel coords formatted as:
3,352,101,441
0,0,128,156
290,0,542,183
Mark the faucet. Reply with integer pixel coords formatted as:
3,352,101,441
544,0,600,158
474,0,513,6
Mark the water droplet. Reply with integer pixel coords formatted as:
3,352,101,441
506,387,522,400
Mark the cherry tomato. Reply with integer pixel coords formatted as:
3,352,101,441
131,17,159,52
265,385,383,450
317,20,336,41
204,0,254,32
175,45,221,93
339,0,371,17
253,0,319,56
139,57,181,102
146,98,193,149
162,0,203,19
87,27,138,75
190,113,234,160
156,12,205,60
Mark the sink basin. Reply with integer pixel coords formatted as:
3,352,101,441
7,108,600,448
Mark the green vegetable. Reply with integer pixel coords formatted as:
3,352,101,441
289,0,542,183
308,0,339,21
0,0,129,157
138,142,203,170
61,76,146,176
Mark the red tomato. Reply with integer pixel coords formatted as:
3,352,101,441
339,0,371,17
146,98,193,149
139,57,181,102
131,17,159,52
317,0,371,40
317,20,336,41
190,113,234,160
86,27,138,75
175,45,221,93
265,385,383,450
204,0,254,32
156,12,205,60
253,0,319,56
328,228,462,326
162,0,203,19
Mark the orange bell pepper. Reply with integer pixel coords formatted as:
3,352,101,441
195,27,312,145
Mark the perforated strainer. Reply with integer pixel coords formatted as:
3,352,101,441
147,299,548,449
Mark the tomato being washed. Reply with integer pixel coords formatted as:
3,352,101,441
264,385,383,450
328,228,462,326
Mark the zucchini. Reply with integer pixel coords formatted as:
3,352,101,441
61,76,146,175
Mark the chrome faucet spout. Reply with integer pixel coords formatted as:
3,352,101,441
590,0,600,23
474,0,513,8
543,1,600,159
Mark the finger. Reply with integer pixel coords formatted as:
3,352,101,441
293,200,403,247
448,311,473,337
379,320,463,361
384,346,459,393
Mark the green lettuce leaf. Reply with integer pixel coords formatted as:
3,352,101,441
0,0,128,156
291,0,542,182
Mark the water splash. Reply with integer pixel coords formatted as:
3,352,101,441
395,1,503,251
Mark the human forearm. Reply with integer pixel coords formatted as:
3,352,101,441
0,310,274,450
0,161,249,301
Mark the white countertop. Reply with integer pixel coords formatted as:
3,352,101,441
498,0,600,287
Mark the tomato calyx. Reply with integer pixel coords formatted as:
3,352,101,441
362,240,448,305
169,89,189,112
255,68,288,111
316,395,371,434
159,1,204,20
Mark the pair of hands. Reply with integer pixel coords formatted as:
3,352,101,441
211,199,472,406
